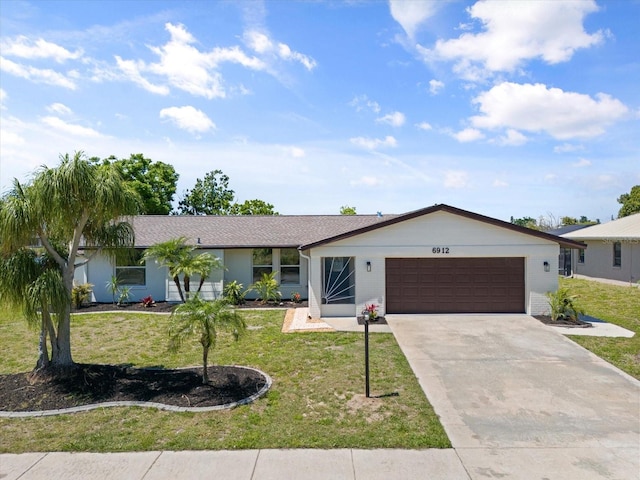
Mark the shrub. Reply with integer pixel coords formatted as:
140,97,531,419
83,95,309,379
141,295,155,307
118,286,132,306
291,291,301,303
546,288,584,323
71,283,93,308
250,271,281,304
223,280,246,305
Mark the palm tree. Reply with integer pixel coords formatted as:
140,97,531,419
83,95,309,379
142,237,222,302
0,152,140,370
0,248,69,371
168,296,246,383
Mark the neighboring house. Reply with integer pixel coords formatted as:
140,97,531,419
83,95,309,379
561,213,640,284
546,224,594,276
75,204,584,317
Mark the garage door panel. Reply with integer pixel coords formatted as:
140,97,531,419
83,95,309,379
386,258,524,314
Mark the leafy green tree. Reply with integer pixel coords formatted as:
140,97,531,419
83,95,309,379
93,154,179,215
617,185,640,218
340,205,357,215
177,170,235,215
0,152,139,370
229,199,278,215
510,216,539,230
142,237,222,302
169,297,246,383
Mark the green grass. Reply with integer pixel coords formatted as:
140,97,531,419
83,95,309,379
560,277,640,379
0,307,449,453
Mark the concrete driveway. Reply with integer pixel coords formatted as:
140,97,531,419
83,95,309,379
386,314,640,480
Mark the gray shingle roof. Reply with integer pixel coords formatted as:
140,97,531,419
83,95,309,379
129,214,398,248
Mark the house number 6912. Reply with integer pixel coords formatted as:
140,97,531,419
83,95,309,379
432,247,450,254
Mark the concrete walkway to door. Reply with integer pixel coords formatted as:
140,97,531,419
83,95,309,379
386,314,640,480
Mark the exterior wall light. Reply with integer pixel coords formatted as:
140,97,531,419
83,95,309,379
366,261,372,272
543,261,550,272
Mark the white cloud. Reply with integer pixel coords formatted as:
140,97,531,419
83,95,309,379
492,179,508,187
244,30,316,71
116,23,268,99
350,176,382,187
497,129,527,146
376,111,406,127
0,36,83,63
553,143,584,154
47,103,72,116
416,122,432,131
114,56,170,95
349,95,380,114
0,56,77,89
389,0,441,39
0,88,6,109
470,82,629,139
443,170,470,188
418,0,602,79
572,158,591,168
350,136,397,150
453,128,484,143
288,146,305,158
429,79,444,95
159,106,216,133
41,116,102,137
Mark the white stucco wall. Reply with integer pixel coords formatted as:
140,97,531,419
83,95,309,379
306,211,559,318
573,240,639,284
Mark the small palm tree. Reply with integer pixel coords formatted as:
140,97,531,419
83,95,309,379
168,296,246,384
142,237,221,302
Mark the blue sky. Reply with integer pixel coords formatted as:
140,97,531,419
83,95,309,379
1,0,638,222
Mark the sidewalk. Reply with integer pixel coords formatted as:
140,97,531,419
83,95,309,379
1,449,470,480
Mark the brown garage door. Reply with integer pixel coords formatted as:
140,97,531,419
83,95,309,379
386,258,525,314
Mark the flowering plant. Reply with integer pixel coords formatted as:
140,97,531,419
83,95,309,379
291,291,302,303
141,295,155,307
363,303,378,319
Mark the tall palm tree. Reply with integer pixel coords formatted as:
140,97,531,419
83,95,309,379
169,296,246,383
0,152,140,370
142,237,222,302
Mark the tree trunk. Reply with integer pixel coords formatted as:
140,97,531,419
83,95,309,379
173,276,185,303
184,276,191,301
35,316,50,371
202,346,209,384
52,300,74,367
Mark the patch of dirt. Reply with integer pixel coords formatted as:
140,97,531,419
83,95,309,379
0,364,268,412
533,315,592,328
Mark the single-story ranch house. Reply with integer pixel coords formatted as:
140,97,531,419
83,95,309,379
75,204,585,317
561,213,639,285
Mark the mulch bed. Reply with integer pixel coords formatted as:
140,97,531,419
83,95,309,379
0,364,268,412
72,300,308,314
533,315,593,328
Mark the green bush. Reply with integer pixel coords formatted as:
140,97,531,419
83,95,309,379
223,280,246,305
71,283,93,308
546,287,584,323
250,271,281,304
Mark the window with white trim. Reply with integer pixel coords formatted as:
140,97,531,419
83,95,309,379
280,248,300,285
578,249,585,264
116,250,146,285
253,248,273,283
322,257,355,304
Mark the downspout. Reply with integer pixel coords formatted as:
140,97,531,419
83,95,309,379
299,248,312,311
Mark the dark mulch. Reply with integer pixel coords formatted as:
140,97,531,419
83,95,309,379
0,364,268,412
533,315,593,328
73,299,308,314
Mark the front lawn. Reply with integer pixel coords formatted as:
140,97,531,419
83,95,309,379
560,277,640,379
0,307,449,453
